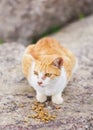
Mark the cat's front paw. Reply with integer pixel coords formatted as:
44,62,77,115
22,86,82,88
36,94,47,103
52,95,63,104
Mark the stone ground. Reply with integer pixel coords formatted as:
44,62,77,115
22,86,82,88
0,15,93,130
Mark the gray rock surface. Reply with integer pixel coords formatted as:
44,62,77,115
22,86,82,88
0,43,33,94
0,15,93,129
0,0,93,45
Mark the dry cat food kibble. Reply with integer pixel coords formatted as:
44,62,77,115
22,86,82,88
31,101,56,122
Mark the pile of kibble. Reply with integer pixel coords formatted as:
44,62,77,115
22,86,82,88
31,101,56,122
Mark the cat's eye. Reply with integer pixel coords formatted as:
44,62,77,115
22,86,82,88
45,73,52,77
34,71,38,76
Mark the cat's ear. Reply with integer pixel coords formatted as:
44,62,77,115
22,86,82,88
52,57,63,69
24,54,34,61
25,45,37,60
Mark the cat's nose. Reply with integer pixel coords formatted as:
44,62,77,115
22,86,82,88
37,82,43,85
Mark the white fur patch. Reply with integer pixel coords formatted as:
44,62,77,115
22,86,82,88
28,62,67,96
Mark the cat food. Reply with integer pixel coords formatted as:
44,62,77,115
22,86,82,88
31,101,56,122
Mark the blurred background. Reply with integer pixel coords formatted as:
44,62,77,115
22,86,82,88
0,1,93,129
0,0,93,45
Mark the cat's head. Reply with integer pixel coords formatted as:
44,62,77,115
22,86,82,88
30,55,63,87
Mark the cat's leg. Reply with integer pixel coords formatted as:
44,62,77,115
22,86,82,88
36,91,47,103
52,92,63,104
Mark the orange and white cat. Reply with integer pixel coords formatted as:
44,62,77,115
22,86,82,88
22,37,77,104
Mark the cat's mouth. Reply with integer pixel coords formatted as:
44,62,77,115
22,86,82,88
39,85,45,87
39,84,49,88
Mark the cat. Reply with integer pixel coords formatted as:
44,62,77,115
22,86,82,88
22,37,77,104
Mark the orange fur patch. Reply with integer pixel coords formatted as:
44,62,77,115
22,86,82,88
22,37,76,80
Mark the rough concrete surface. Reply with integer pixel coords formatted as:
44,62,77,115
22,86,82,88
0,15,93,129
0,0,93,45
